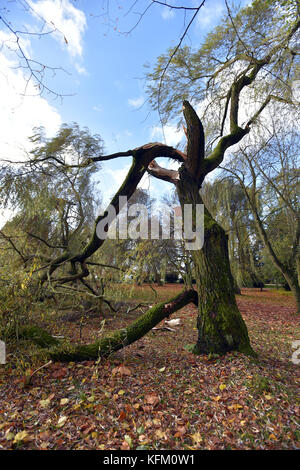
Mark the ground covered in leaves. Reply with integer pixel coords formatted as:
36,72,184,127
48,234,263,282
0,286,299,450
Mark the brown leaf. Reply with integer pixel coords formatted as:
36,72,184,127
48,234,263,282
83,425,96,435
145,393,160,406
118,411,127,422
112,365,132,376
174,426,186,438
52,368,67,379
121,440,131,450
118,365,132,376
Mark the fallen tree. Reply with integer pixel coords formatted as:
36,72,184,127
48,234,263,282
16,289,198,362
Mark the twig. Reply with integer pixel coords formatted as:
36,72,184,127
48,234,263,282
25,360,52,386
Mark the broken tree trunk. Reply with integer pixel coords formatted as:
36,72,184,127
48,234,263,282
18,289,198,362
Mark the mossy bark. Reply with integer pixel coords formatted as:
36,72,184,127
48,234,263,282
10,325,60,348
17,289,197,362
177,169,255,356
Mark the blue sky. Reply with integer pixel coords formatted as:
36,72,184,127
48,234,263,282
0,0,244,223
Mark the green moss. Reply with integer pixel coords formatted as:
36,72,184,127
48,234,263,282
17,325,60,348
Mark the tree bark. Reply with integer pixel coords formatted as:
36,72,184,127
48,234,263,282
177,168,255,356
282,270,300,314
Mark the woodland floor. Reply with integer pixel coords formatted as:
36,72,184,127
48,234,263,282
0,286,299,450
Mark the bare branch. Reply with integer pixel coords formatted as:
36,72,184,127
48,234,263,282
0,230,26,262
26,232,66,249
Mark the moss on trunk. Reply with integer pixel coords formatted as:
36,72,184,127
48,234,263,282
177,168,256,357
11,325,60,348
16,289,198,362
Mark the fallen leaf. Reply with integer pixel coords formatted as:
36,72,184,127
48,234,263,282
5,431,14,441
39,399,51,408
40,442,49,449
52,368,67,379
121,440,130,450
145,394,160,406
212,395,221,402
118,365,132,376
57,416,68,428
118,411,127,421
174,426,186,438
60,398,69,405
191,431,202,444
13,430,28,443
155,429,166,439
228,403,243,410
123,434,132,449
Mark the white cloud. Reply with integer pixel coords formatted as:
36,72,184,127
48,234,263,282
28,0,87,57
150,124,184,147
0,32,61,227
0,45,61,158
197,1,225,29
128,96,144,109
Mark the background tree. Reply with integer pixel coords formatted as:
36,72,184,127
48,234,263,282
0,123,104,288
225,118,300,311
201,178,262,289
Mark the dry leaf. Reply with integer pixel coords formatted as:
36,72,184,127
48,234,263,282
112,365,132,376
13,430,29,443
191,431,202,444
155,429,166,439
174,426,186,438
118,365,132,376
60,398,69,405
57,416,68,428
145,393,160,406
121,440,130,450
118,411,127,421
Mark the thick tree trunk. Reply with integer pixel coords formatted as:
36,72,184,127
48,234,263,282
297,257,300,288
283,271,300,314
177,169,255,356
